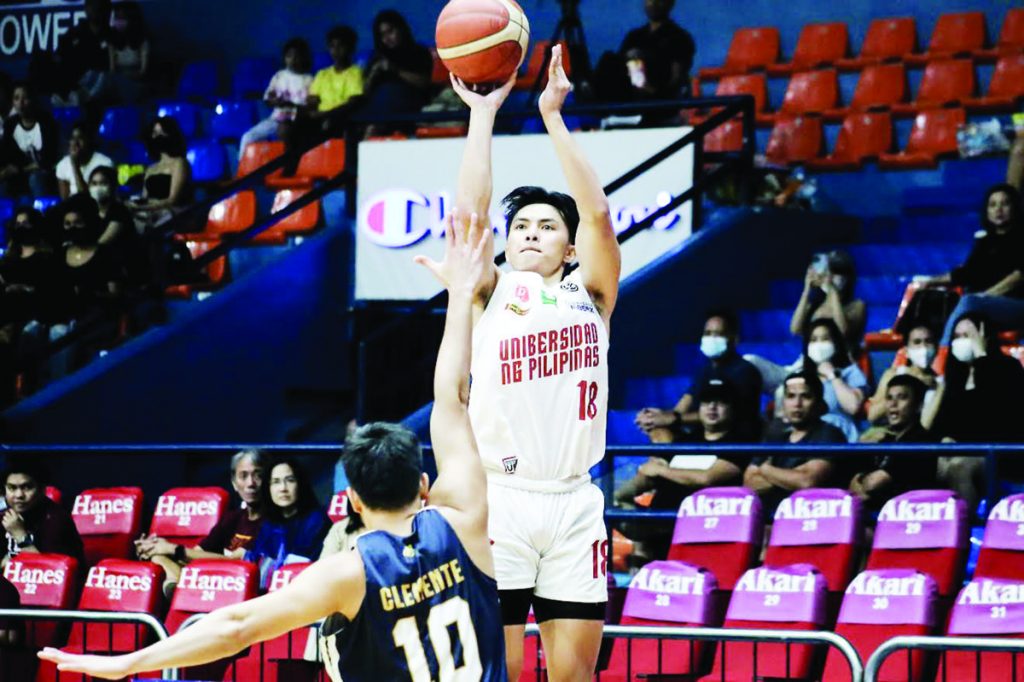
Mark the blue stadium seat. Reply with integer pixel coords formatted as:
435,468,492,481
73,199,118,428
849,244,967,277
210,99,259,140
156,101,202,139
33,196,61,213
739,309,793,342
233,56,277,99
99,106,142,143
624,375,691,408
187,140,229,183
51,106,83,136
125,141,150,165
0,197,15,226
855,275,907,304
866,305,900,333
741,340,802,365
178,60,219,100
769,279,805,308
607,409,649,445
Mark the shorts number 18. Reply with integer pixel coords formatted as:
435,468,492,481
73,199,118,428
577,381,599,421
591,540,608,579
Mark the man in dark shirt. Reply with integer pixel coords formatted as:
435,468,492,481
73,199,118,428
55,0,112,103
135,450,263,594
620,0,696,99
747,371,845,512
854,374,937,510
1,461,84,567
636,309,763,442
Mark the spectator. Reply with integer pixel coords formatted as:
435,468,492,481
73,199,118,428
635,309,763,441
56,122,113,200
854,374,938,509
136,450,264,596
319,508,365,558
799,318,868,442
107,1,151,102
0,575,21,646
866,323,939,423
0,83,59,199
305,27,364,136
128,117,192,231
244,456,329,589
362,10,433,135
917,185,1024,345
239,38,314,159
88,166,133,254
54,0,112,106
1,459,84,567
58,196,126,325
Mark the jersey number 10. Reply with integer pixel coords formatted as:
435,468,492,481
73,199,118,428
577,381,599,421
392,596,482,681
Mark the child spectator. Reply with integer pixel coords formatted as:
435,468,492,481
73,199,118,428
866,323,939,423
239,38,314,158
1,459,84,567
56,122,113,200
129,117,192,231
306,27,363,135
107,1,151,102
0,83,59,199
800,318,868,442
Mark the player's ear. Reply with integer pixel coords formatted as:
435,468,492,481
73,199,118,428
347,487,365,515
562,243,577,265
418,473,430,500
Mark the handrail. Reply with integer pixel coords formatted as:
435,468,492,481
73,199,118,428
864,635,1024,682
0,607,175,679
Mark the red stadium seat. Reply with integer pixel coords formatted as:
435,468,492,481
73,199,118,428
865,490,968,597
266,189,321,241
891,59,975,116
907,11,987,65
148,487,229,549
758,70,838,126
604,562,719,681
73,560,165,652
703,119,744,153
327,491,350,524
164,240,229,299
3,553,79,648
764,489,862,593
975,494,1024,581
701,564,828,681
416,125,469,139
71,487,144,568
837,17,917,70
44,487,62,504
667,487,763,591
821,570,939,682
266,138,347,189
712,73,769,117
809,112,893,171
203,190,257,237
236,140,285,182
515,40,571,90
878,108,965,170
977,8,1024,60
1004,345,1024,370
966,54,1024,112
938,577,1024,681
767,22,849,75
430,48,449,85
765,116,824,165
825,63,907,120
699,27,780,79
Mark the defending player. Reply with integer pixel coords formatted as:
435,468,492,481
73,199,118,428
39,213,507,682
447,45,621,682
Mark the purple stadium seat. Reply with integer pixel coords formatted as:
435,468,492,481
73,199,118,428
939,577,1024,680
975,494,1024,582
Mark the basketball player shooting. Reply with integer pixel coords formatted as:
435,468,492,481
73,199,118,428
39,213,508,682
449,45,621,682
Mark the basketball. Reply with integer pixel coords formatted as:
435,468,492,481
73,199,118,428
435,0,530,85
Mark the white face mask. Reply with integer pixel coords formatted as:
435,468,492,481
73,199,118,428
89,185,111,203
807,341,835,364
907,345,936,370
951,337,976,364
700,335,728,359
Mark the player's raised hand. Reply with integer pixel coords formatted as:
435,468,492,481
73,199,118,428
539,44,572,117
415,210,489,297
38,649,133,680
450,73,517,112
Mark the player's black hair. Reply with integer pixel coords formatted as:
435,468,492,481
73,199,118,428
502,186,580,243
343,422,424,511
3,457,49,489
259,455,321,523
887,374,928,407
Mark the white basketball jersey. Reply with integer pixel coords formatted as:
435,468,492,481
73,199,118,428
469,269,608,483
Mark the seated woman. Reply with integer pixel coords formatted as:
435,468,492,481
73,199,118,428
361,10,433,136
245,456,330,589
128,116,192,232
865,322,939,423
916,184,1024,344
799,318,868,442
0,83,59,199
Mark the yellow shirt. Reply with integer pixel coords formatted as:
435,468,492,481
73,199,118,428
309,65,364,112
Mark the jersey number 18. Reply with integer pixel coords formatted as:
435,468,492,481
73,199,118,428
577,381,599,421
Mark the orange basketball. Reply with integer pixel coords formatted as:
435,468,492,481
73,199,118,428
435,0,530,85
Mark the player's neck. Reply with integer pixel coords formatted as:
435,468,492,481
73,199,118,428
362,503,422,536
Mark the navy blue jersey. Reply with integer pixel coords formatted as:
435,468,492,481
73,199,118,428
319,508,506,682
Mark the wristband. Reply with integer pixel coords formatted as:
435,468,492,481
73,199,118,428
16,534,34,549
173,544,186,562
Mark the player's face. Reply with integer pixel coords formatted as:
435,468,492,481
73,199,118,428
269,464,299,513
699,399,732,432
885,385,918,429
506,204,575,277
782,378,817,428
5,474,40,514
232,457,263,506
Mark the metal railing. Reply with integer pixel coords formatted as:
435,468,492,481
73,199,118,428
865,635,1024,682
0,608,175,680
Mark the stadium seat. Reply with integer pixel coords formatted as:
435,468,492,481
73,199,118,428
878,108,965,170
701,73,768,121
698,27,781,79
974,494,1024,581
865,489,968,597
267,188,321,239
765,116,823,165
821,570,939,682
32,196,61,214
976,8,1024,60
156,101,202,139
72,560,166,652
98,105,142,143
758,70,838,126
265,137,346,189
430,48,450,85
764,489,862,592
606,409,648,445
808,112,893,171
515,40,571,90
965,54,1024,112
147,487,229,548
51,105,83,137
186,139,229,183
605,561,719,681
210,99,260,140
837,17,917,70
4,553,79,648
668,487,763,591
177,60,220,100
416,125,469,139
891,59,975,116
203,190,257,237
906,11,987,65
236,140,286,181
327,491,350,524
938,577,1024,681
703,119,744,153
824,63,907,120
165,239,229,299
702,564,828,681
233,56,278,99
766,22,849,75
71,487,144,568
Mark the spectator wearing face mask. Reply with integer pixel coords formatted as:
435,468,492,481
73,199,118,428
55,196,126,330
128,116,192,231
635,309,763,441
866,323,939,424
791,250,866,349
56,122,113,200
800,318,868,442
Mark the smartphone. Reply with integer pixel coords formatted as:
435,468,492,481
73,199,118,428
811,253,829,275
627,59,647,89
